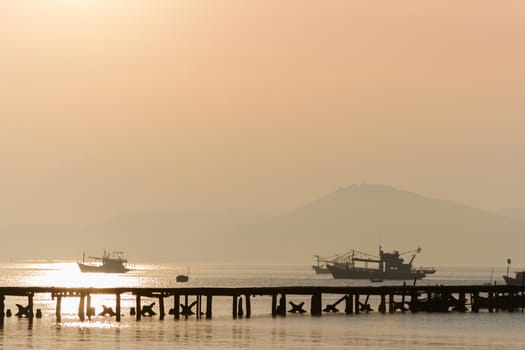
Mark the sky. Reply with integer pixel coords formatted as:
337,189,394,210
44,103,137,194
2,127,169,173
1,0,525,225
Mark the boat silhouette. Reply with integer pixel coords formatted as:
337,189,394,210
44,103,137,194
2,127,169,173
77,251,130,273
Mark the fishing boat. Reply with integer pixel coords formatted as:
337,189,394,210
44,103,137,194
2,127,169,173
312,255,333,274
176,266,190,282
176,275,189,282
77,251,130,273
312,252,354,274
327,246,434,280
503,271,525,286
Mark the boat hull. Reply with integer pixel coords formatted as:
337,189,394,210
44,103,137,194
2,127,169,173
327,265,426,280
312,265,331,274
77,262,129,273
176,275,189,282
503,275,525,286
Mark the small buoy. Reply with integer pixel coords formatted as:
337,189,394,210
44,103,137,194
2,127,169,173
168,308,175,315
36,309,42,318
130,307,136,315
6,309,12,317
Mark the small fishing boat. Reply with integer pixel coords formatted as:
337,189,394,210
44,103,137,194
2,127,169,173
503,271,525,286
176,275,189,282
77,251,130,273
176,266,190,282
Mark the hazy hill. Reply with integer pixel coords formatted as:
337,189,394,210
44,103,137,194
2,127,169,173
0,209,269,262
499,207,525,223
232,184,525,267
2,184,524,267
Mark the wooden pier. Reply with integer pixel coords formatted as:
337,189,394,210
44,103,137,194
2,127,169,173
1,284,525,326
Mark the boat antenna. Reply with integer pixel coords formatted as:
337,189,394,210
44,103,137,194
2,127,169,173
377,224,383,253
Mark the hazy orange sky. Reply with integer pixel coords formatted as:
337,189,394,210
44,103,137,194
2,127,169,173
1,1,524,224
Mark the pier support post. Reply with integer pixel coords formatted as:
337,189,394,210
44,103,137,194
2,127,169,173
56,295,62,323
159,295,165,320
311,293,322,316
238,296,244,318
0,294,4,327
278,294,286,317
86,294,92,320
488,291,494,313
458,292,466,312
354,294,360,314
135,295,141,321
389,293,394,313
28,293,34,319
196,295,201,319
116,293,121,322
272,294,277,317
232,295,238,319
205,295,212,319
245,294,251,318
184,295,189,320
471,292,480,313
78,293,85,321
410,291,418,312
345,294,353,315
174,295,180,320
379,294,386,314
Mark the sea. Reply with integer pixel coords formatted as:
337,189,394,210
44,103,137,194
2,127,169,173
0,262,524,349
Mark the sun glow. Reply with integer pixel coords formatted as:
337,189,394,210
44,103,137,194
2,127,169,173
9,261,143,319
19,262,141,288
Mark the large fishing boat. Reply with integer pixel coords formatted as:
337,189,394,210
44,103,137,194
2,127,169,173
327,246,434,280
503,271,525,286
77,251,130,273
312,252,354,274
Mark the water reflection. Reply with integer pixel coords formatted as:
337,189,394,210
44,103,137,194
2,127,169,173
19,262,142,288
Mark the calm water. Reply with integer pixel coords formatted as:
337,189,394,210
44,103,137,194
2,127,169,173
0,262,524,349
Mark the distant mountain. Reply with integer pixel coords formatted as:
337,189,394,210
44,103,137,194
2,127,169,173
232,184,525,267
2,184,524,267
0,209,270,262
499,207,525,223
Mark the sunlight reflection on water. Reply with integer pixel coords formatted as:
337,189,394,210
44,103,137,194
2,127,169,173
18,262,144,288
1,263,525,349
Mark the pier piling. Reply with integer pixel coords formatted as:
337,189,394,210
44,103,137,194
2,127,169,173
0,294,4,326
28,293,34,319
271,294,277,317
174,295,180,320
86,294,92,320
310,293,322,316
232,295,238,319
135,295,141,321
345,294,353,314
205,295,212,319
116,293,121,322
158,295,165,320
78,293,85,321
55,295,62,323
245,294,251,318
184,295,189,320
278,294,286,317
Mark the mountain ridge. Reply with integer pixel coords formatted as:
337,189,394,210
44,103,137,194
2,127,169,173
1,184,524,267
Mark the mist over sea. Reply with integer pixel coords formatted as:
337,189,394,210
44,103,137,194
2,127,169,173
1,262,524,349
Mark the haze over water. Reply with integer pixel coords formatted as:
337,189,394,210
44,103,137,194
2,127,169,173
2,262,525,349
2,0,525,348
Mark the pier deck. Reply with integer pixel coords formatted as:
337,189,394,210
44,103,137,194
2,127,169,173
1,284,524,325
